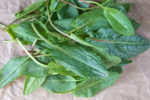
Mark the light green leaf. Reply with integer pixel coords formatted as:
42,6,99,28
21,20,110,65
15,0,45,19
48,62,77,76
72,72,120,97
7,21,39,44
0,56,29,88
42,75,76,93
23,76,46,95
104,7,134,36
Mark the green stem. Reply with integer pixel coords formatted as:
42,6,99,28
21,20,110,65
49,14,70,37
36,54,51,57
17,39,49,68
2,40,17,43
2,18,19,30
31,23,57,49
86,1,105,9
68,18,99,34
0,24,6,28
102,0,110,6
61,0,95,11
31,23,70,58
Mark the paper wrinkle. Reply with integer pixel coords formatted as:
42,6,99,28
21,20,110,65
0,0,150,100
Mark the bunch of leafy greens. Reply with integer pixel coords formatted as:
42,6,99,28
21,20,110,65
0,0,150,97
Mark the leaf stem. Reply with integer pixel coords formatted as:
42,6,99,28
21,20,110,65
86,1,105,9
31,23,57,49
68,18,99,34
101,0,110,6
17,39,49,68
36,54,51,58
61,0,94,10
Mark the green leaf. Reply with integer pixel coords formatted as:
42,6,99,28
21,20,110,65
57,0,79,19
54,18,75,31
104,7,134,36
72,72,120,97
48,62,77,76
130,19,140,30
42,75,76,93
102,0,116,6
36,55,53,65
32,21,120,72
50,0,69,12
20,59,50,77
0,56,29,88
50,45,109,78
87,28,150,59
116,59,132,66
76,0,89,8
109,66,123,74
15,0,45,19
23,76,46,95
73,9,109,35
69,34,121,68
7,20,55,45
7,21,39,44
111,3,132,14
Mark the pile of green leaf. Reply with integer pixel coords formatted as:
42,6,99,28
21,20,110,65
0,0,150,97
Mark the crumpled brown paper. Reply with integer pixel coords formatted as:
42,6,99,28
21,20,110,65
0,0,150,100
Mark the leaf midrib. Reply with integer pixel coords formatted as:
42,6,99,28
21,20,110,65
25,77,43,94
92,38,147,45
0,57,30,86
107,9,127,30
55,46,107,76
72,73,118,92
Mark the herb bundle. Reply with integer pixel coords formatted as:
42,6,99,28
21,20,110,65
0,0,150,97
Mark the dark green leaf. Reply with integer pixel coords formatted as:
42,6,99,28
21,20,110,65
87,28,150,59
36,55,52,65
42,75,76,93
111,3,132,14
23,76,46,95
109,67,123,74
57,0,79,19
130,19,140,30
76,0,89,8
69,34,121,68
116,59,132,66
